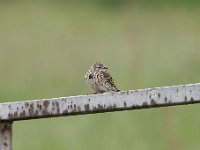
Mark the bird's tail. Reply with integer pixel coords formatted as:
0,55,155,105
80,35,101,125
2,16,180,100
113,87,120,92
116,89,120,92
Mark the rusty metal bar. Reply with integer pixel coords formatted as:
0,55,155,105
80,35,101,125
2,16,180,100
0,83,200,121
0,121,12,150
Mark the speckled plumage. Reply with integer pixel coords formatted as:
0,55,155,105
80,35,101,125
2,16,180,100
84,63,120,93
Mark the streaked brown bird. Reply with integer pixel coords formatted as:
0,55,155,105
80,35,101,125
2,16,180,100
84,63,120,93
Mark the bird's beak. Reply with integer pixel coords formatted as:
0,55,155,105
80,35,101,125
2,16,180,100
104,66,108,69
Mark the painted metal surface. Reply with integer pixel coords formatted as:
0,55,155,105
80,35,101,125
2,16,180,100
0,83,200,121
0,122,12,150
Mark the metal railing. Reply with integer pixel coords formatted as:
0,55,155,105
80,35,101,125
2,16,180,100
1,83,200,150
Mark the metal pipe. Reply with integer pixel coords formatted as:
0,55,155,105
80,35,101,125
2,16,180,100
0,83,199,121
0,121,12,150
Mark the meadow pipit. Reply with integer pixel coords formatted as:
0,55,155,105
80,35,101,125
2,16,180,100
85,63,120,93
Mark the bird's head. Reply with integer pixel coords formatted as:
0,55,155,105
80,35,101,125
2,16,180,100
92,63,108,70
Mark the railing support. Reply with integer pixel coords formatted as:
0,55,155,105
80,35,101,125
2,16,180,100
0,121,13,150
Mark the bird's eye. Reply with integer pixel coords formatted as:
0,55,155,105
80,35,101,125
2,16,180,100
96,65,101,68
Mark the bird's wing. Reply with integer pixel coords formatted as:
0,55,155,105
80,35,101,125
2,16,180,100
101,71,120,92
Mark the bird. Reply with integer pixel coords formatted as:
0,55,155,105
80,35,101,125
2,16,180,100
84,63,120,93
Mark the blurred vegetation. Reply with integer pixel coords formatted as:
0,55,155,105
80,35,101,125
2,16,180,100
0,0,200,150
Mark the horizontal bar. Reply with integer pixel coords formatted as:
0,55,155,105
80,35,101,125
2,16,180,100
0,83,200,121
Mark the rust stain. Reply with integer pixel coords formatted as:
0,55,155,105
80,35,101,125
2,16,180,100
184,96,187,101
35,110,38,115
25,102,29,108
164,97,167,102
113,104,117,108
30,103,34,111
37,104,42,110
8,113,14,119
190,97,194,102
84,104,90,111
20,110,26,117
28,108,33,115
42,110,50,115
78,106,81,111
55,101,60,113
14,112,18,117
158,93,161,98
63,109,68,113
142,102,148,106
43,100,49,108
97,104,103,110
55,101,59,107
1,124,12,134
151,99,156,105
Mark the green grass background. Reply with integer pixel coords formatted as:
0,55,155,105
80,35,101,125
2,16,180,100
0,1,200,150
